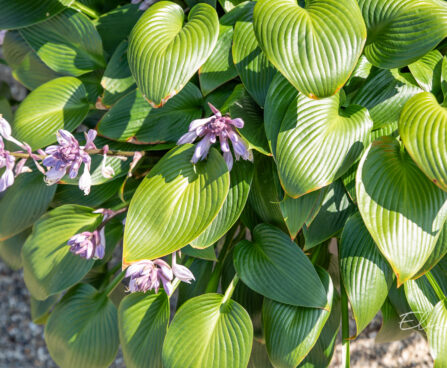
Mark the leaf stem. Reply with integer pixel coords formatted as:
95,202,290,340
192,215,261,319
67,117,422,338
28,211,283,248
426,271,446,301
71,1,100,19
104,270,126,297
222,274,239,305
341,280,351,368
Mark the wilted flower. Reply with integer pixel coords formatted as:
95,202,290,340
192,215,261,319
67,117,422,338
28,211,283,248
100,145,115,179
131,0,158,11
0,137,16,192
126,259,174,295
67,229,105,260
171,252,195,284
43,129,97,195
177,102,252,170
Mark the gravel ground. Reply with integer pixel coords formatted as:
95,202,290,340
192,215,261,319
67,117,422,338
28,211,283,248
0,259,434,368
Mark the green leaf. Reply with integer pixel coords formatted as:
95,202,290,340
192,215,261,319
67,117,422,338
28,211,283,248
0,229,30,270
22,205,102,300
3,31,62,90
234,223,327,308
0,0,73,29
162,293,253,368
253,0,366,98
128,2,219,107
233,4,276,107
199,24,237,96
191,160,253,248
409,50,443,96
427,299,447,366
31,294,59,325
275,90,372,198
358,0,447,68
375,298,413,344
177,259,214,307
248,340,273,368
218,0,247,12
97,84,203,144
340,213,394,337
118,292,169,368
45,284,119,368
13,77,89,150
182,245,217,261
356,136,447,285
124,145,229,263
20,9,105,76
399,92,447,192
100,40,136,107
263,268,333,368
415,222,447,278
0,98,13,122
0,171,56,241
302,181,356,250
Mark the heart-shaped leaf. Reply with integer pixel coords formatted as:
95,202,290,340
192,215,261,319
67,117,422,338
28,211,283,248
275,90,372,198
123,145,229,263
45,284,119,368
253,0,366,99
0,0,73,29
22,205,102,300
356,136,447,285
358,0,447,69
128,2,219,107
118,292,169,368
399,92,447,192
0,229,30,270
427,299,447,366
191,160,253,248
234,223,327,308
340,213,394,337
20,9,105,76
162,293,253,368
12,77,89,150
263,268,333,368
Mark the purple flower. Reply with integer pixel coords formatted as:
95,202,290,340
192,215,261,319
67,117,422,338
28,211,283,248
43,129,96,195
172,252,195,284
101,145,115,179
67,229,105,260
131,0,158,10
0,137,16,192
125,259,174,295
0,30,6,46
177,102,252,170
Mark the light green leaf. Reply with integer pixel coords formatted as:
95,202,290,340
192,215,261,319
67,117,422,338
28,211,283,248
0,229,30,270
218,0,247,12
162,293,253,368
427,299,447,367
128,2,219,107
13,77,89,150
340,212,394,337
234,223,327,308
399,92,447,192
119,292,169,368
0,171,56,241
123,145,229,263
20,9,105,76
191,160,253,248
253,0,366,98
409,50,443,96
97,84,203,144
22,205,102,300
263,268,333,368
45,284,119,368
356,136,447,285
415,222,447,278
358,0,447,68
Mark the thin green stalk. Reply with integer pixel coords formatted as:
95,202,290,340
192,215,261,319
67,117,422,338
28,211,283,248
104,270,126,297
426,271,446,301
341,280,351,368
71,1,100,19
222,274,239,305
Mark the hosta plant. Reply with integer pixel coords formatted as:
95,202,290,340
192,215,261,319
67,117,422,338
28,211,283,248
1,0,447,367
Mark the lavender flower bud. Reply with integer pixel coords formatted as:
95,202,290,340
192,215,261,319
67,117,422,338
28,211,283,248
0,137,16,192
172,253,195,284
101,145,115,179
67,230,105,260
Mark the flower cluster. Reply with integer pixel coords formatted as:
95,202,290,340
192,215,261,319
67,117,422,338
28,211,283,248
177,102,252,170
125,252,194,295
131,0,158,11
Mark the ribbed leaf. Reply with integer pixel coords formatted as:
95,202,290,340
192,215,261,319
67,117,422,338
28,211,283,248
358,0,447,69
427,299,447,367
0,171,56,241
375,298,413,344
182,245,217,261
31,294,59,325
415,222,447,278
20,9,105,76
0,0,73,29
97,84,203,144
128,2,219,107
340,213,394,337
162,293,253,368
234,223,327,308
191,160,253,248
123,145,229,263
218,0,246,12
45,284,118,368
199,24,237,96
12,77,89,150
263,268,333,368
22,205,102,300
100,40,136,107
253,0,366,98
3,31,62,90
248,340,273,368
118,292,169,368
0,229,30,270
399,92,447,192
275,90,372,198
409,50,443,96
356,136,447,285
233,3,276,107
